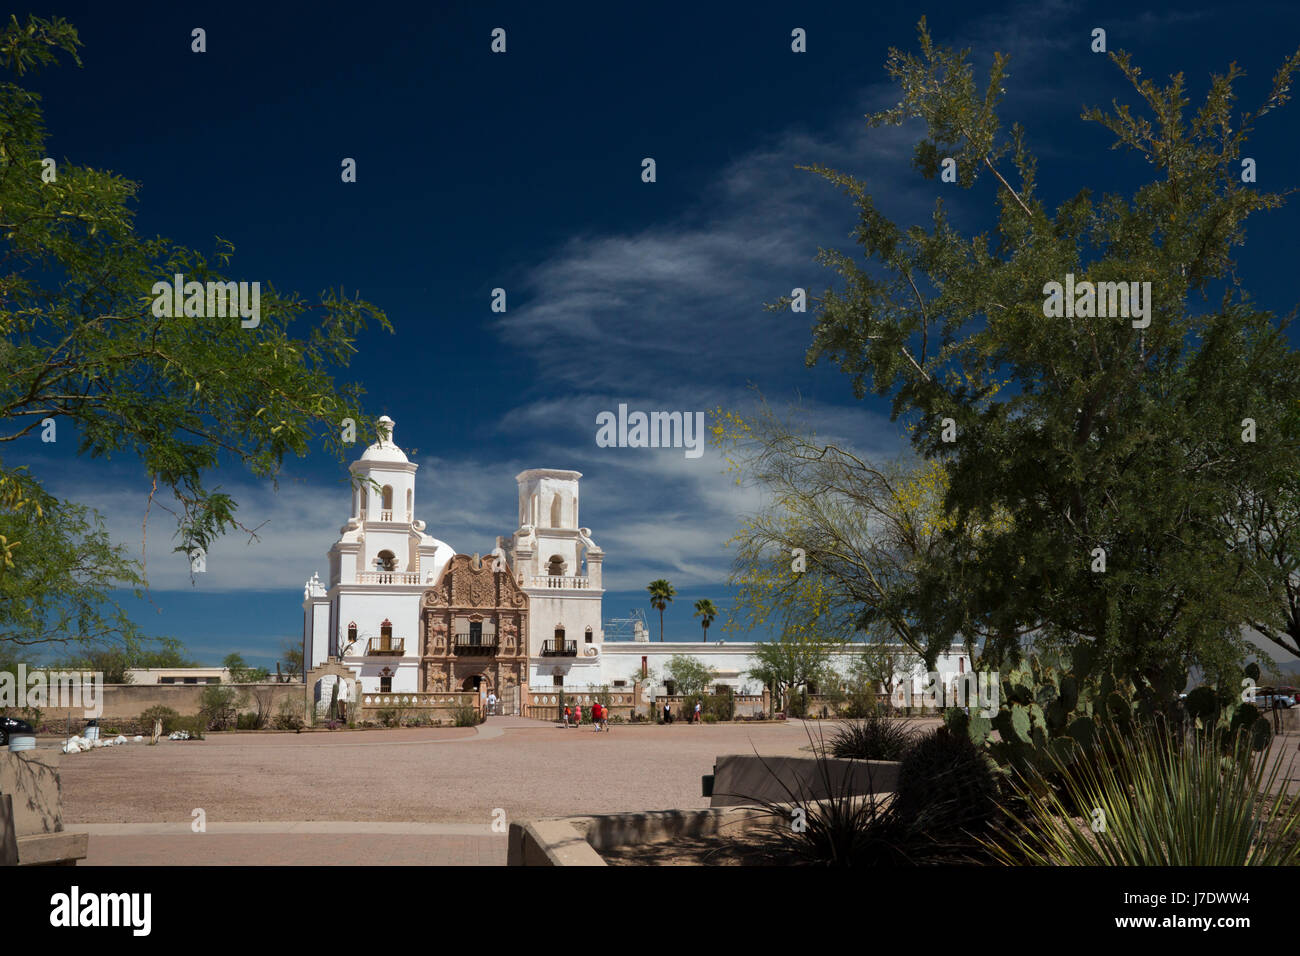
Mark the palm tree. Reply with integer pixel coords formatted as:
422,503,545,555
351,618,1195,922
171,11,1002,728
693,599,718,643
647,579,676,642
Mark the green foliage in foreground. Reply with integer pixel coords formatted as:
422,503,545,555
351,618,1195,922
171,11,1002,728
986,718,1300,865
947,647,1273,779
0,15,390,659
779,17,1300,709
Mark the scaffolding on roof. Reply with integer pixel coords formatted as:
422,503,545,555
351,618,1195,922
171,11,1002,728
603,608,648,641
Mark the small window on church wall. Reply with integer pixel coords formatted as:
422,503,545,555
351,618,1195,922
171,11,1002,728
555,626,565,642
550,494,562,528
382,486,393,511
585,627,593,644
406,488,412,519
348,623,357,645
548,555,564,576
380,675,392,693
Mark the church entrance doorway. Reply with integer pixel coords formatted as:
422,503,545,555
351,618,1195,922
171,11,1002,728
462,675,482,692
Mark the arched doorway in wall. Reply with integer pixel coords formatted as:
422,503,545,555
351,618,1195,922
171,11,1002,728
461,673,492,710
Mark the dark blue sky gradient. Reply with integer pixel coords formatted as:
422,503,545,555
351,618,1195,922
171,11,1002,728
10,1,1300,666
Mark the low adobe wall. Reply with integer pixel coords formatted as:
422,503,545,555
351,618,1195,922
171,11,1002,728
508,806,773,866
20,682,303,725
353,690,480,723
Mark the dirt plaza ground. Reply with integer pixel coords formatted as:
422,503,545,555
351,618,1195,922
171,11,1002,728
56,716,843,865
53,716,1300,865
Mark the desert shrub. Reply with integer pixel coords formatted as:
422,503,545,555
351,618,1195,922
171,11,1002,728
171,714,206,739
841,691,882,719
139,705,181,734
699,693,734,721
377,708,399,728
273,695,306,731
200,684,241,731
236,711,263,730
893,726,1000,851
829,713,918,761
452,704,481,727
986,717,1300,865
740,725,936,865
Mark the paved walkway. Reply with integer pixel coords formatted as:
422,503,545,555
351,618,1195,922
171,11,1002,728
68,822,507,866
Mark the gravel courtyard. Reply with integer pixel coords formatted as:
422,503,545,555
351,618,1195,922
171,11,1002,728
59,717,836,826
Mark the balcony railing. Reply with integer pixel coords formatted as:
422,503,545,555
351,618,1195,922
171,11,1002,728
357,571,421,585
541,639,577,657
365,637,405,656
380,510,393,521
527,574,591,589
453,635,500,656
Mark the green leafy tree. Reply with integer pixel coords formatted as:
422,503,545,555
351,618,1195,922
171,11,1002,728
279,638,304,681
693,598,718,642
789,19,1300,711
747,635,841,714
1,495,144,654
54,638,196,683
647,579,675,642
848,639,923,702
0,16,390,660
713,400,997,670
665,654,717,698
222,652,269,683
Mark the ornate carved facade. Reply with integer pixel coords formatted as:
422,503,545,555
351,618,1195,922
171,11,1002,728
420,553,528,697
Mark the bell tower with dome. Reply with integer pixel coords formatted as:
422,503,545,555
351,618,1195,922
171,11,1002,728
301,416,456,694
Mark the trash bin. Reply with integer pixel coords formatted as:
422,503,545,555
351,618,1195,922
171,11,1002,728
83,718,100,742
1,716,35,752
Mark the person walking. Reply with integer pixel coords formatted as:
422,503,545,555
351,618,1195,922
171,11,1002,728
602,703,611,732
694,698,702,724
575,703,583,727
487,690,497,717
592,701,602,732
563,704,572,728
662,701,672,724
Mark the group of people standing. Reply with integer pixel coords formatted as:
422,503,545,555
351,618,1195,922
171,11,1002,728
562,701,610,732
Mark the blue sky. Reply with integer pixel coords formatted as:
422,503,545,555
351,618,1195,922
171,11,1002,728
10,1,1300,667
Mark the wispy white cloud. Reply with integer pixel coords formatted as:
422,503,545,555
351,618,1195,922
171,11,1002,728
30,0,1091,602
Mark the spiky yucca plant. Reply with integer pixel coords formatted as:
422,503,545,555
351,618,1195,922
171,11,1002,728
828,712,918,760
985,718,1300,866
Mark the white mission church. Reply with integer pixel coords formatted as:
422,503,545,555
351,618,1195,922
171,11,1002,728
302,417,972,715
301,416,616,708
